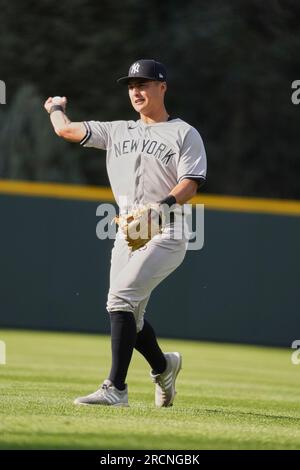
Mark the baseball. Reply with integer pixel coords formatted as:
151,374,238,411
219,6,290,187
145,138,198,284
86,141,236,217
52,96,63,104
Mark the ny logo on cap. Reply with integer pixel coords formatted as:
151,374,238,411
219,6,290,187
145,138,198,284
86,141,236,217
130,62,140,74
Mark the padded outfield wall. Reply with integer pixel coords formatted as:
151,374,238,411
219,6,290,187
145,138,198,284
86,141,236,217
0,180,299,347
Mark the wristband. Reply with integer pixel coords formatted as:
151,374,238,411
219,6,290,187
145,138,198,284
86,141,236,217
49,105,64,114
158,195,177,207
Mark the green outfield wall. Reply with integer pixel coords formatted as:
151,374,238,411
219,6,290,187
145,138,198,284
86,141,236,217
0,182,299,347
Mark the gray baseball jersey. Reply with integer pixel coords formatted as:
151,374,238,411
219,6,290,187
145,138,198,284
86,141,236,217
80,117,207,328
80,118,207,210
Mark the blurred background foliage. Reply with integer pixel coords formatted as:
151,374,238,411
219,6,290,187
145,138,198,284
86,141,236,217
0,0,299,198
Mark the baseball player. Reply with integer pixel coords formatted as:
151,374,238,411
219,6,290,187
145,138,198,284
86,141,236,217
44,59,207,407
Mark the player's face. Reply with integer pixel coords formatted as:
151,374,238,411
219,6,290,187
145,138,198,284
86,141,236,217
128,80,166,114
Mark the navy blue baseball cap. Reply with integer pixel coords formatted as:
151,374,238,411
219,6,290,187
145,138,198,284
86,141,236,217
117,59,167,85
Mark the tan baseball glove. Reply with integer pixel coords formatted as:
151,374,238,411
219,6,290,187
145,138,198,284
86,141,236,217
114,203,164,251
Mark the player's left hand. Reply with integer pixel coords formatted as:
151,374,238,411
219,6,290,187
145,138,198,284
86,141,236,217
114,203,164,251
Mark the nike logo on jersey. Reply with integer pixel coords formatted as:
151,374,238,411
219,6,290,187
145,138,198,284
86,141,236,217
114,139,176,165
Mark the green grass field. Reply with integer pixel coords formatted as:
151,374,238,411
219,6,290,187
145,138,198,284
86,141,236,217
0,329,299,450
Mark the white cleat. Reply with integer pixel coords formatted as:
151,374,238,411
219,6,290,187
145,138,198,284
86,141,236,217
150,352,182,407
73,379,129,406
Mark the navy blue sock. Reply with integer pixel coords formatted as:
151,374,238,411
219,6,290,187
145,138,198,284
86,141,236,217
108,311,137,391
135,320,167,374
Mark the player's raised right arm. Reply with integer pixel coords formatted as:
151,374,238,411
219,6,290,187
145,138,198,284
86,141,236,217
44,96,86,143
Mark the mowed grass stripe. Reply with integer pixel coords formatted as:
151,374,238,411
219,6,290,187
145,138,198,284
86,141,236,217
0,329,299,449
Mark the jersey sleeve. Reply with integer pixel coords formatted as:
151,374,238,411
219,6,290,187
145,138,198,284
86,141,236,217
177,127,207,186
79,121,112,149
